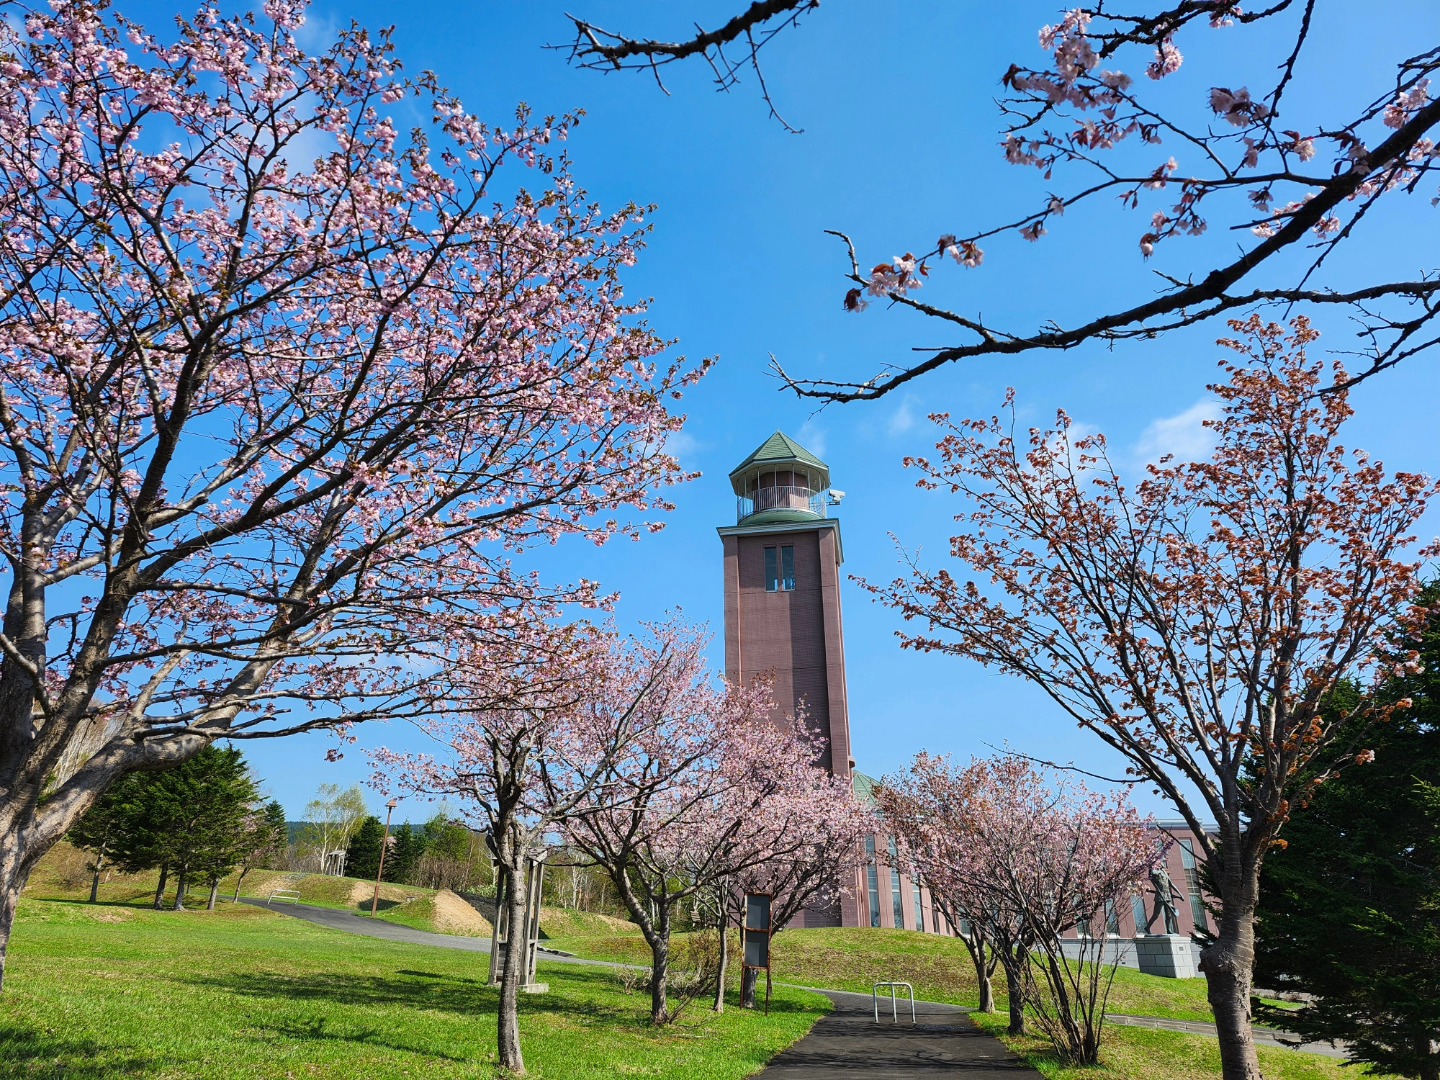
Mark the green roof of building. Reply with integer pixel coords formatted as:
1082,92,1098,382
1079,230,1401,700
739,508,823,527
728,431,829,481
852,771,880,807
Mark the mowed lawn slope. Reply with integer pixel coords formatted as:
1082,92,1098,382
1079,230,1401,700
0,898,827,1080
548,925,1214,1022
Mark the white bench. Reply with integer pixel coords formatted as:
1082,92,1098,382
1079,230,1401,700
267,889,302,906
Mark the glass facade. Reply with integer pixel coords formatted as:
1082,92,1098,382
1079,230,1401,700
1178,840,1208,930
1105,900,1121,935
888,840,905,929
865,836,881,927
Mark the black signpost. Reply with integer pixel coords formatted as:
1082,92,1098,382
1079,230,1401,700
742,892,773,1015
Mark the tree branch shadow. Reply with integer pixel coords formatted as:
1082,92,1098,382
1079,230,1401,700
0,1026,155,1079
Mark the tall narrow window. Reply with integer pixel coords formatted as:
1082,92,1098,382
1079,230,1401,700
888,839,905,929
1178,840,1209,930
1105,900,1121,936
764,545,796,592
865,836,881,927
1131,894,1148,933
913,882,927,933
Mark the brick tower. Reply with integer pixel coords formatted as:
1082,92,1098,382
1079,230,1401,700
718,433,860,927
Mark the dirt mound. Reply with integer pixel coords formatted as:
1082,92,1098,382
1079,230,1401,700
431,888,493,937
539,906,637,938
345,879,421,907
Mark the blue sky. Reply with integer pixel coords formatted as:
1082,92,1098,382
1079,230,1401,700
119,0,1438,821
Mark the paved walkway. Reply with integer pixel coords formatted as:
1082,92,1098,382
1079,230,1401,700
236,898,592,964
757,991,1039,1077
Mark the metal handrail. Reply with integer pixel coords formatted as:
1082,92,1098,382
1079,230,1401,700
873,981,916,1023
267,889,302,905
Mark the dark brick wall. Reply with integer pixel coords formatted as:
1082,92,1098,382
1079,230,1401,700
722,521,868,929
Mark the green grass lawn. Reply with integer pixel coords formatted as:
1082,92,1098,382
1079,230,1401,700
970,1012,1397,1080
0,898,827,1079
548,925,1219,1023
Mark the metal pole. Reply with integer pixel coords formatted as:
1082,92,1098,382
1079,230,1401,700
371,798,398,916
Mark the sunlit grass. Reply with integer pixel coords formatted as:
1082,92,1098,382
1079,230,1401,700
1,897,827,1079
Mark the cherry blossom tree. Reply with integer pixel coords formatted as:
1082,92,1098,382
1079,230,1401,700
876,754,1027,1031
712,736,874,1011
0,0,702,989
870,317,1438,1079
373,622,683,1075
563,3,1440,400
560,644,858,1024
880,753,1158,1057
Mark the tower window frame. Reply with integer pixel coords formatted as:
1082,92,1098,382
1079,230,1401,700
764,544,796,592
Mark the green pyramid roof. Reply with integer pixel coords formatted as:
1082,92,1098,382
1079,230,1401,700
728,431,829,482
852,771,880,806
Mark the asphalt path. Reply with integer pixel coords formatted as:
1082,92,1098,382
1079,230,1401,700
237,897,596,964
755,991,1039,1078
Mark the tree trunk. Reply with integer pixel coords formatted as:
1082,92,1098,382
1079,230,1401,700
1200,910,1262,1080
496,847,530,1076
963,932,995,1013
740,965,759,1009
232,867,247,903
89,870,101,904
713,917,728,1013
1417,1036,1439,1080
171,866,188,911
153,863,168,910
207,880,219,911
1000,954,1026,1034
648,903,672,1025
0,842,36,991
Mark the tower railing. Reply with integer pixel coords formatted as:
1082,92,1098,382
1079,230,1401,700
736,486,827,522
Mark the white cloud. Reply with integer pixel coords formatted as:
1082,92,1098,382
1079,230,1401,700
1133,399,1222,466
797,420,827,459
662,430,702,464
887,395,919,438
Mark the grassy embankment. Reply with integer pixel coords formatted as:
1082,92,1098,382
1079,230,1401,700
31,841,637,945
547,924,1213,1022
1,894,826,1079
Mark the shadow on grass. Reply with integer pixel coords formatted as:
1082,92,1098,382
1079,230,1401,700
0,1026,155,1079
266,1016,472,1062
354,898,407,913
184,962,820,1034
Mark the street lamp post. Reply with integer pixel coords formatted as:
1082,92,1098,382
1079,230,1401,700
371,798,399,916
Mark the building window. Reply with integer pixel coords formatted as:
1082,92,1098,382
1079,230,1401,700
1178,840,1208,930
889,840,905,929
1131,893,1148,934
865,837,881,927
913,882,927,933
764,545,795,592
1105,900,1121,936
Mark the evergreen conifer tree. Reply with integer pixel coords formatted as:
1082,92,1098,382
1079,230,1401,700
1256,587,1440,1080
345,816,386,883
